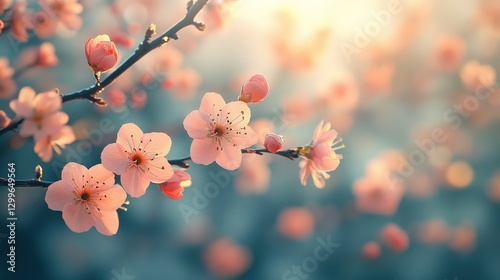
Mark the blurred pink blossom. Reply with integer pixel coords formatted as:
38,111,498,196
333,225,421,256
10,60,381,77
460,60,496,91
433,34,465,71
0,0,12,14
101,123,174,198
381,223,409,252
0,110,11,128
235,155,270,194
362,242,381,260
36,42,58,67
34,125,75,162
183,92,258,170
39,0,83,30
10,1,32,42
277,207,315,239
45,163,127,236
204,238,252,278
162,68,200,100
9,87,68,138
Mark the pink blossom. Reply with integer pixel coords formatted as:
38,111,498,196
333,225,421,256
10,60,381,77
106,87,127,109
0,20,4,34
183,92,258,170
9,87,68,137
39,0,83,30
130,89,147,109
0,0,12,15
162,68,201,100
101,123,174,198
299,120,343,188
10,1,32,42
362,242,381,260
158,170,191,200
448,223,476,253
0,78,17,99
31,10,58,38
249,118,274,146
277,207,315,239
110,30,135,48
0,110,11,128
381,223,409,252
36,42,58,67
0,57,15,79
433,34,465,71
34,125,75,162
85,34,118,73
263,133,284,153
319,71,359,112
353,176,404,215
235,155,270,194
204,238,252,278
460,60,496,90
238,74,269,103
45,163,127,236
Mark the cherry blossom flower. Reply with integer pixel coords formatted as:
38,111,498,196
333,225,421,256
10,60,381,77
362,242,381,260
39,0,83,30
85,34,118,73
0,110,11,128
238,74,269,103
36,42,58,67
34,125,75,162
45,163,127,236
299,120,343,188
381,223,409,252
10,1,33,42
183,92,258,170
9,87,68,138
433,34,465,71
204,238,252,278
235,155,270,194
460,60,496,91
319,71,360,112
263,133,284,153
0,0,12,15
0,58,16,99
277,207,315,239
101,123,174,198
158,170,191,200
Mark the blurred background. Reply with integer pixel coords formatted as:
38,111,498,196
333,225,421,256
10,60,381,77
1,0,500,279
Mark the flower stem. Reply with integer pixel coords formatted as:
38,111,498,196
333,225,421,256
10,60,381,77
0,0,209,136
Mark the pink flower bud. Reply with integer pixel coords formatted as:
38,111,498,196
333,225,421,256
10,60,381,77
264,133,284,153
239,74,269,103
85,34,118,73
158,170,192,200
36,42,58,67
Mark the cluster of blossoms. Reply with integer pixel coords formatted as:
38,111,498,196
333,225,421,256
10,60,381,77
0,20,344,236
0,0,83,42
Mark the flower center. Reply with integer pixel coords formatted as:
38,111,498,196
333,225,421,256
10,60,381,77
81,192,90,201
33,111,44,125
131,153,143,165
213,125,225,137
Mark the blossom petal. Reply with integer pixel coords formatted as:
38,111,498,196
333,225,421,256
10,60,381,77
140,132,172,157
116,123,144,150
144,157,174,183
101,143,129,175
45,180,73,211
228,125,258,148
9,87,35,117
299,160,311,186
223,100,252,127
34,134,53,162
97,185,127,211
120,167,150,198
199,92,226,115
62,203,93,233
61,162,88,193
87,164,115,189
19,119,38,137
183,110,210,139
190,138,218,165
93,210,119,236
33,90,61,115
216,140,243,170
41,112,69,133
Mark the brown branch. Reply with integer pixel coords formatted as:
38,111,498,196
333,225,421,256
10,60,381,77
0,0,209,136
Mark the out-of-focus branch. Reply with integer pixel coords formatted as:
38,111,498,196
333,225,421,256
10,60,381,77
0,0,209,136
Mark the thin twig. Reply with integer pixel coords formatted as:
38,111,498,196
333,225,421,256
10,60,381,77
0,148,301,188
0,0,209,136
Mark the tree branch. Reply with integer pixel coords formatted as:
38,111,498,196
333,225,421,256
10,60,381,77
0,148,301,188
0,0,209,136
